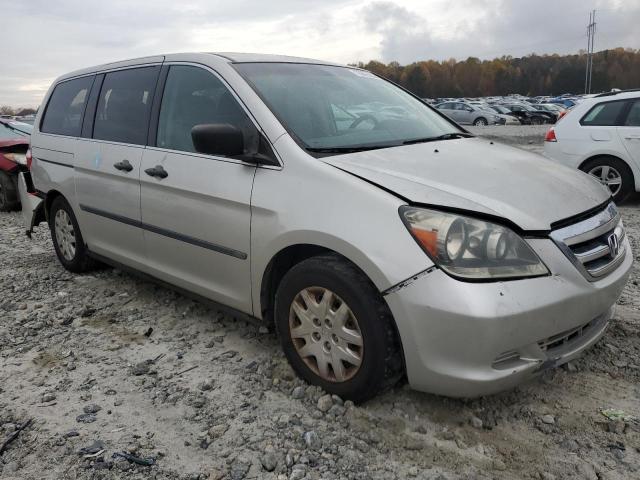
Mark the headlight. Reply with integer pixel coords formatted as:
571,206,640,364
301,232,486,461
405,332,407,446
4,153,27,166
400,207,549,280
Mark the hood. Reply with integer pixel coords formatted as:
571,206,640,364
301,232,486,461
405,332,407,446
322,137,609,231
0,139,29,149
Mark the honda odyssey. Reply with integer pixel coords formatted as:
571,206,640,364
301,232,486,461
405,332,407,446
19,53,632,401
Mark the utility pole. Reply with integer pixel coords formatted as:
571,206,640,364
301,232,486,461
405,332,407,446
584,10,596,94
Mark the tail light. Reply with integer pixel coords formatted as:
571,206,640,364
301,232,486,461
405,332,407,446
26,147,32,169
544,128,557,143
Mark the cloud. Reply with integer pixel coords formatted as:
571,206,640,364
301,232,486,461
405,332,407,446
1,0,639,107
360,0,640,63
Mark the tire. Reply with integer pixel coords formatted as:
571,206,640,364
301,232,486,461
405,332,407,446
473,117,488,126
0,171,20,212
48,196,96,273
274,253,403,403
580,157,634,204
530,117,542,125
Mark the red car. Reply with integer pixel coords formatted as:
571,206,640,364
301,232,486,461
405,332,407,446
0,119,31,211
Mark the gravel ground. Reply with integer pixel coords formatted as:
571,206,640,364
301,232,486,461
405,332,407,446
1,128,639,480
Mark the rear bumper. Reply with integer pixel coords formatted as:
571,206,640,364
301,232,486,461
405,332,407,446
17,172,45,235
385,237,632,398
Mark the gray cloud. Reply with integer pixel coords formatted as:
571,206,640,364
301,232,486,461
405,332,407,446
2,0,639,108
362,0,640,63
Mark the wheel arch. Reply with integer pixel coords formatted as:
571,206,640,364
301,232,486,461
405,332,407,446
258,242,389,328
44,189,65,221
578,154,636,181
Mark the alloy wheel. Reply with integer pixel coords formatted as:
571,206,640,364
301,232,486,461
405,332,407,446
588,165,622,197
54,209,76,261
289,287,363,382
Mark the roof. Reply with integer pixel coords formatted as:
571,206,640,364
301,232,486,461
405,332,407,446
210,52,340,66
594,88,640,99
56,52,344,83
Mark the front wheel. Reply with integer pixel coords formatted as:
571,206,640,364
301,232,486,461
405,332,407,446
473,117,488,126
274,254,403,403
530,117,542,125
49,196,96,273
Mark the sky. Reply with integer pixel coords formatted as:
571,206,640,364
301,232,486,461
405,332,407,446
2,0,639,107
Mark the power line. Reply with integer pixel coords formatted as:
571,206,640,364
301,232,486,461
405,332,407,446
585,10,596,93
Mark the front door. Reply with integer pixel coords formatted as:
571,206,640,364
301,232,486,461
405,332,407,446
140,64,259,313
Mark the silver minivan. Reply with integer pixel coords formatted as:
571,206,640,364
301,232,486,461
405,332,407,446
20,53,632,402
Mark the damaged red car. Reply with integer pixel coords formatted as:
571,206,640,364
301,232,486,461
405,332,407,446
0,119,32,211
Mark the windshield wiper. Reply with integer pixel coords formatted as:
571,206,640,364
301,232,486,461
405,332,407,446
306,145,391,154
402,132,473,145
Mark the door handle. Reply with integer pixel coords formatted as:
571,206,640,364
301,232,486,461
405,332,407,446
144,165,168,179
114,159,133,172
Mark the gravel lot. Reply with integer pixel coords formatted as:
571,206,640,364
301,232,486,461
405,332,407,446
1,127,639,480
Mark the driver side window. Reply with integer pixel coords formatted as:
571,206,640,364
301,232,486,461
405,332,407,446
157,65,258,154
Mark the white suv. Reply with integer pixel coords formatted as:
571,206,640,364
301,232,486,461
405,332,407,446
544,90,640,202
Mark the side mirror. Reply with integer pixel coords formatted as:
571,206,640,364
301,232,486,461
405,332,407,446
191,124,244,157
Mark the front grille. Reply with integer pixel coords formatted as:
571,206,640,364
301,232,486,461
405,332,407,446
537,317,598,352
551,203,626,281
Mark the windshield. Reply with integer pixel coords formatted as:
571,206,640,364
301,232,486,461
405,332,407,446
0,121,31,140
492,105,509,114
233,63,463,152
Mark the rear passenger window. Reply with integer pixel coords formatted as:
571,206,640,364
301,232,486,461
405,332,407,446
156,65,258,154
580,101,626,126
93,67,159,145
624,101,640,127
41,76,94,136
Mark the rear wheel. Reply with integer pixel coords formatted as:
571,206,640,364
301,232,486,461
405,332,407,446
581,157,634,203
49,196,96,272
274,254,403,403
0,171,19,212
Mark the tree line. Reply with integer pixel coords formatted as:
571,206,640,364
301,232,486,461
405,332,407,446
355,48,640,98
0,106,37,116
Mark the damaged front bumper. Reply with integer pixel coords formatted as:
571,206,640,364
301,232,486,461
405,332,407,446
384,236,632,398
17,172,45,237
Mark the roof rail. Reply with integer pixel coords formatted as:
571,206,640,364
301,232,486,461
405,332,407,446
595,88,640,98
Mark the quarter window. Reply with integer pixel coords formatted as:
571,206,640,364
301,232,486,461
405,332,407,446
41,76,94,136
580,100,626,126
157,65,258,154
93,67,159,145
624,100,640,127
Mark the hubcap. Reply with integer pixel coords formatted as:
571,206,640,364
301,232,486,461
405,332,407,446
54,210,76,261
289,287,363,383
588,165,622,197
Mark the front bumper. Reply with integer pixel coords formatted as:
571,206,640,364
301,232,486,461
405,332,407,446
385,236,632,398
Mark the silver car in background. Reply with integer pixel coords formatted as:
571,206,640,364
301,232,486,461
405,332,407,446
20,53,632,401
435,101,503,126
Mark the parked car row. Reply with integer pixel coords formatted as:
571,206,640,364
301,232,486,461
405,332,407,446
432,98,568,126
0,114,36,125
11,53,633,402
